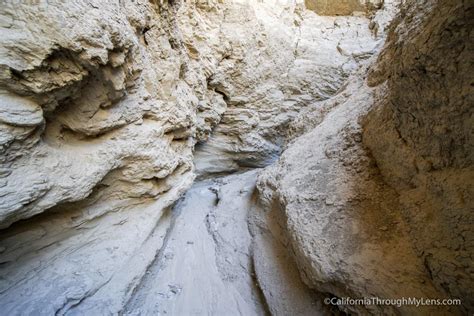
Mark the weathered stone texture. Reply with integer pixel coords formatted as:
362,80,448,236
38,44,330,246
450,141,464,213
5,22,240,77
0,0,471,314
365,0,474,311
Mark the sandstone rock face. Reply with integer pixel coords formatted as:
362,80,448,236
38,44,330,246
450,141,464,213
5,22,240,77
304,0,383,16
364,0,474,311
0,0,387,227
257,0,472,314
0,0,471,315
257,65,447,315
0,0,213,229
0,1,240,314
0,0,393,314
193,0,390,178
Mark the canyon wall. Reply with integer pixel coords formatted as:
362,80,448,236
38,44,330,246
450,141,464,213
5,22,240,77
0,0,387,228
257,0,473,314
0,0,472,315
304,0,383,16
0,0,391,314
364,0,474,311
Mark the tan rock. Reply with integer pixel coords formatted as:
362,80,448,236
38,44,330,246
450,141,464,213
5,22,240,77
364,0,474,311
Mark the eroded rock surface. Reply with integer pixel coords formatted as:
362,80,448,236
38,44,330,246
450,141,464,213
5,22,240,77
0,0,472,315
193,0,389,177
0,0,211,228
257,0,473,314
304,0,383,16
0,0,390,227
364,0,474,311
0,0,392,314
257,65,446,315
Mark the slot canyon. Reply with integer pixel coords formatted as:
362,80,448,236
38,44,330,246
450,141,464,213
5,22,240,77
0,0,472,315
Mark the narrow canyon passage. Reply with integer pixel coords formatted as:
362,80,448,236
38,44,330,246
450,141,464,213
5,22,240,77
124,170,267,315
123,167,324,315
0,170,274,315
0,0,472,315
